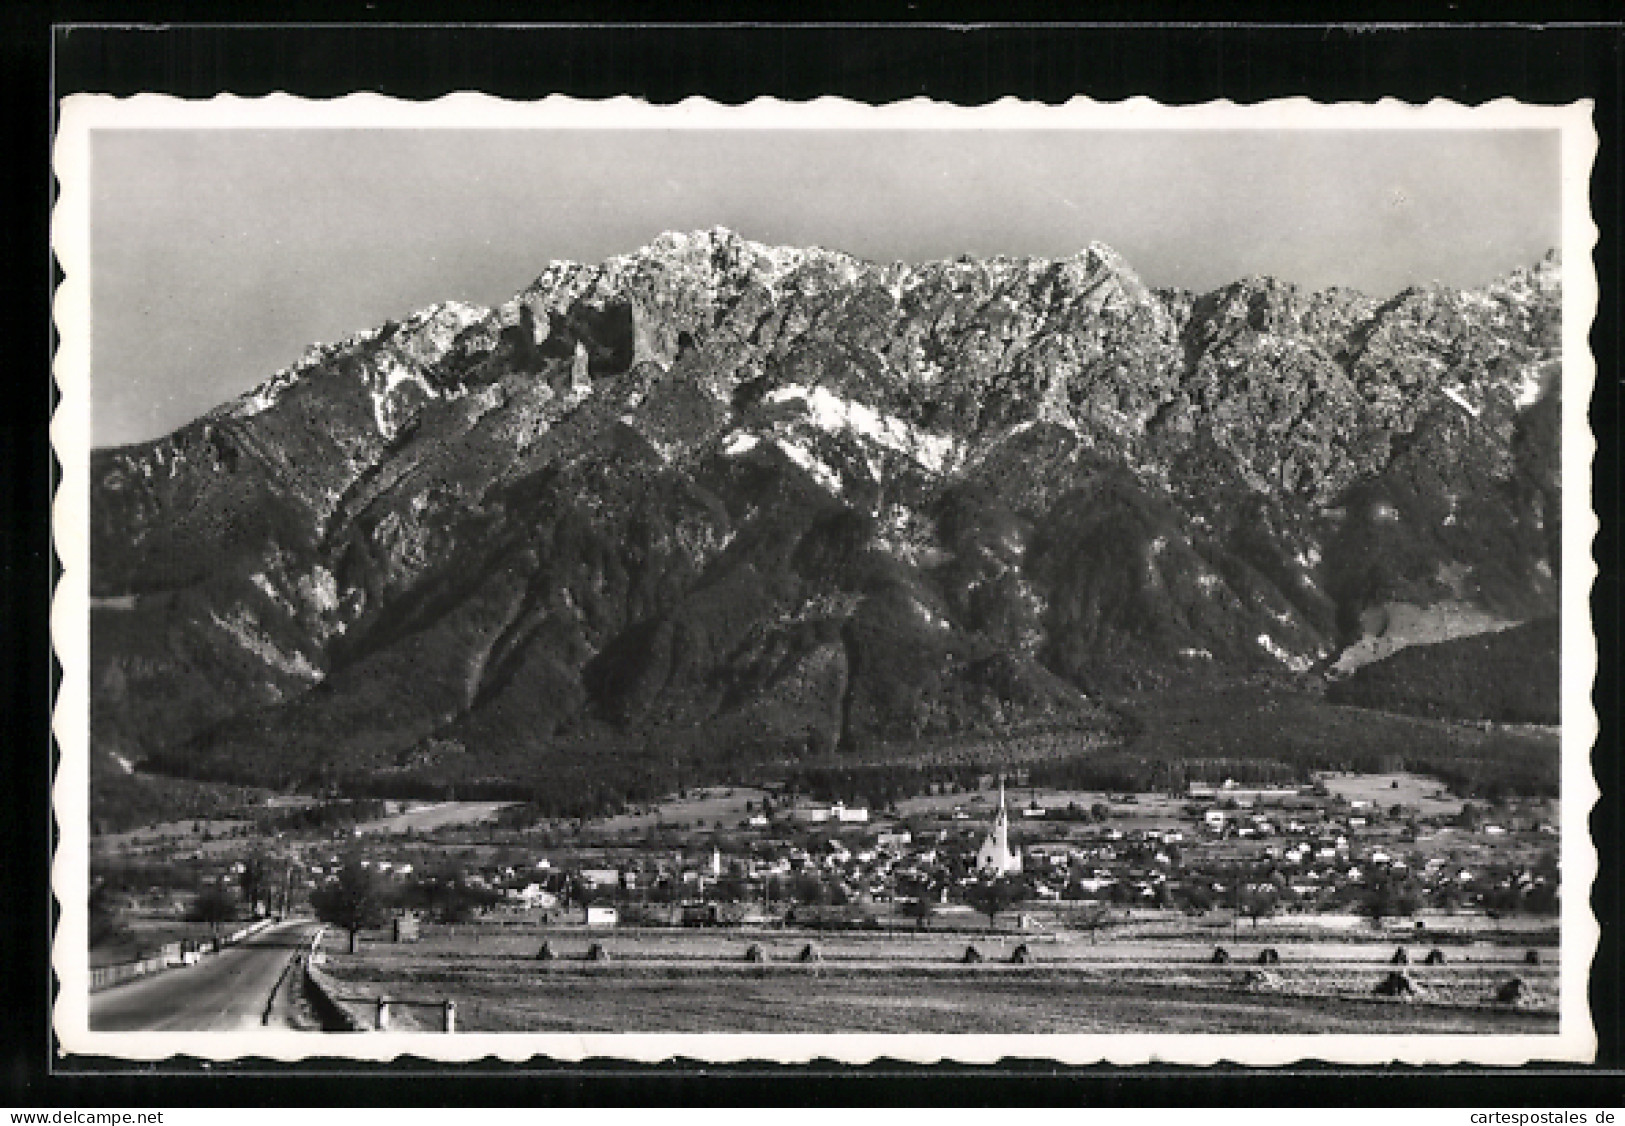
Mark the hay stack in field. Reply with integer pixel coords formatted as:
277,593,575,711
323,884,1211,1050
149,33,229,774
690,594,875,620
1422,949,1445,965
1375,970,1418,997
798,943,823,964
1390,947,1409,965
1525,949,1542,966
586,942,611,962
1210,947,1230,965
535,941,555,961
745,943,770,963
962,945,984,964
1257,948,1280,965
1236,969,1280,991
1010,943,1035,965
1496,977,1529,1004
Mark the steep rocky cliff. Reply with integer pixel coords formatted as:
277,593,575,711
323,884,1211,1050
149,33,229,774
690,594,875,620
89,229,1562,800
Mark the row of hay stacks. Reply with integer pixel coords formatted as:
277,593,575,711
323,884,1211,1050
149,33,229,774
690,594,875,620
1211,947,1284,965
962,944,1036,964
537,940,612,962
531,937,1549,977
1373,969,1538,1005
1390,947,1447,965
1226,966,1541,1006
1208,945,1542,967
534,940,1044,965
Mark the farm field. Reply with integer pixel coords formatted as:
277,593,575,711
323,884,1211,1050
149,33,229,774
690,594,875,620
586,788,773,834
1316,771,1472,816
323,973,1558,1035
895,788,1187,821
583,784,1189,835
91,817,262,857
352,801,516,835
316,921,1558,1035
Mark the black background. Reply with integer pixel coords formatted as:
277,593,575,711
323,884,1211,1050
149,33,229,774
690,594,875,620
7,5,1623,1107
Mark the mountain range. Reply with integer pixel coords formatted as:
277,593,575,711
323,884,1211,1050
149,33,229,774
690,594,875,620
88,228,1563,815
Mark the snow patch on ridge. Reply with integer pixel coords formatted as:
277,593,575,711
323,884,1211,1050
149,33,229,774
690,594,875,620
227,385,284,422
1256,632,1313,673
370,358,436,436
772,435,843,494
250,572,292,613
1514,360,1560,409
1441,384,1481,419
209,608,323,681
299,565,342,616
718,426,842,494
220,301,490,430
767,384,958,473
722,431,761,457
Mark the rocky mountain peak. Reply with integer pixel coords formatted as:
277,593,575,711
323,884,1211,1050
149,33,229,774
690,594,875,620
1492,247,1563,302
90,234,1564,810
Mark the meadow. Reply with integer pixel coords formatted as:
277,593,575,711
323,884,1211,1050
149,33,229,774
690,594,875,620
314,918,1559,1035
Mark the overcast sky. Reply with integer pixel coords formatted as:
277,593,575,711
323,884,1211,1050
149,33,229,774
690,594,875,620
90,128,1560,447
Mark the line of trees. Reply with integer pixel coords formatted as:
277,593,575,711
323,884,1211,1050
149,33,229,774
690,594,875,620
305,856,508,952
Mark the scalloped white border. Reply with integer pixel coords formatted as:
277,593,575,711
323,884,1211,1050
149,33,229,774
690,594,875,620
51,92,1600,1066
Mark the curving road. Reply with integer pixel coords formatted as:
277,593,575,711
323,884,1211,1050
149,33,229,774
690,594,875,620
90,919,319,1031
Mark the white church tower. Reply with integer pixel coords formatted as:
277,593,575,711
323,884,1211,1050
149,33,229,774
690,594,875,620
976,777,1023,876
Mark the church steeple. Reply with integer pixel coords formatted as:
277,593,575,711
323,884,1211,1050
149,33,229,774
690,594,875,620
977,774,1022,876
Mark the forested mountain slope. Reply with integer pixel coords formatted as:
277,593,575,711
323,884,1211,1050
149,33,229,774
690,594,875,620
90,230,1563,807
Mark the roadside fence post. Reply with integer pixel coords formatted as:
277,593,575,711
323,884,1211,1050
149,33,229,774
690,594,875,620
444,1000,456,1033
376,997,390,1031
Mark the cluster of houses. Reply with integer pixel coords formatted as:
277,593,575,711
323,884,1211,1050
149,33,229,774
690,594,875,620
516,781,1546,921
120,776,1558,932
359,780,1544,923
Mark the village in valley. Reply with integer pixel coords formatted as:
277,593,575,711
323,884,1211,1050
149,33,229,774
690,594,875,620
90,767,1561,1033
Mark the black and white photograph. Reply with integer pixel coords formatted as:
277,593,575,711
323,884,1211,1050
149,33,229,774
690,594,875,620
50,91,1598,1065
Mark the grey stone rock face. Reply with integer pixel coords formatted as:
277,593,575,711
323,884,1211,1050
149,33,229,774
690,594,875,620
89,230,1562,811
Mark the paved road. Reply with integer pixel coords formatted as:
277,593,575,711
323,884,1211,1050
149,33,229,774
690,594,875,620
90,920,319,1031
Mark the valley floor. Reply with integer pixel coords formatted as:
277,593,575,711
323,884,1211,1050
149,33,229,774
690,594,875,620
359,975,1558,1036
315,921,1559,1036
